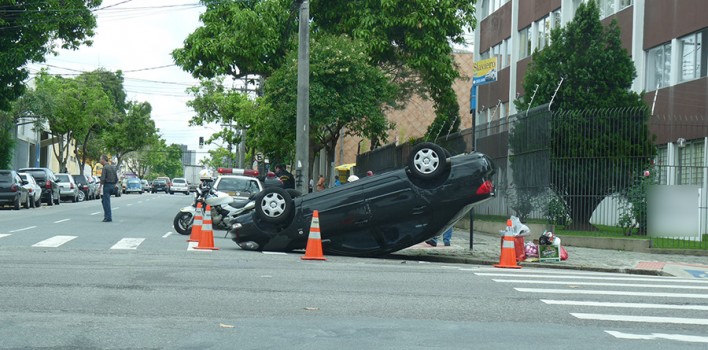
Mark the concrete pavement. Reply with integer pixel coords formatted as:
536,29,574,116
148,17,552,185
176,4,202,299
390,228,708,278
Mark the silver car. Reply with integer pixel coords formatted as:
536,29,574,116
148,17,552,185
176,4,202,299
55,173,79,203
19,173,42,208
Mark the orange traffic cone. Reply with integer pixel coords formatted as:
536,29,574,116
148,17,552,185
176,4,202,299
187,202,203,242
195,205,220,250
494,230,521,269
301,210,326,260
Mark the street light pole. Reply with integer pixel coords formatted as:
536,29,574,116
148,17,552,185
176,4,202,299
295,0,310,193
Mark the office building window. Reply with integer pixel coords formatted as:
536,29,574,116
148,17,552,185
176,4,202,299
537,16,551,51
597,0,633,18
519,27,531,59
646,42,671,90
679,31,704,83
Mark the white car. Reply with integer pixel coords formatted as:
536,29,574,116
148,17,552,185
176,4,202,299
213,175,263,202
55,173,79,202
19,173,42,208
170,177,190,195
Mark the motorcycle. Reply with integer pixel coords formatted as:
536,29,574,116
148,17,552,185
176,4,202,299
173,184,255,235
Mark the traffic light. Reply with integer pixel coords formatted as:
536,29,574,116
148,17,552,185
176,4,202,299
199,136,204,148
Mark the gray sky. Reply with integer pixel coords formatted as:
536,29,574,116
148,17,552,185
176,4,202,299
28,0,215,161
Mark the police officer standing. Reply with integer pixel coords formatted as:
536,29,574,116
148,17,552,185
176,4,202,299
274,164,295,189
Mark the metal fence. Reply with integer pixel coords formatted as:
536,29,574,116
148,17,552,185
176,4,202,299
356,105,708,250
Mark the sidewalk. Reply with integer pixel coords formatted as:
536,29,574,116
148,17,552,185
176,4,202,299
390,229,708,278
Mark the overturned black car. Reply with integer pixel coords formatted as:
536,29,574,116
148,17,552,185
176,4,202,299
229,142,496,257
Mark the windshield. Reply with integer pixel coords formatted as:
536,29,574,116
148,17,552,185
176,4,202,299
216,177,260,194
56,174,71,182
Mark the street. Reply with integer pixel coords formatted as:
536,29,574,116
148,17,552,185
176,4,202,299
0,194,706,349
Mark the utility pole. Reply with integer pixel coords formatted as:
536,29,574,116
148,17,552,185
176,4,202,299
295,0,310,193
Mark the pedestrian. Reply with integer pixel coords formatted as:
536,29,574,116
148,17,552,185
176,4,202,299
308,178,314,193
274,164,295,189
316,175,326,191
425,227,453,247
98,155,118,222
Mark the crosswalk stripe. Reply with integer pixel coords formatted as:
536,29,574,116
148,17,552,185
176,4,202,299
572,313,708,325
0,234,10,239
32,235,77,248
541,299,708,311
515,287,708,299
605,331,708,343
494,279,708,290
110,238,145,250
477,272,708,284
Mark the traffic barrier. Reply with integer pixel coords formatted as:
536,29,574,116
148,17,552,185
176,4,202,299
494,219,521,269
187,202,203,242
301,210,326,260
195,205,220,250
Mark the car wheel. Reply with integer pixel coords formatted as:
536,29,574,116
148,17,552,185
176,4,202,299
47,192,54,206
173,212,193,235
24,196,31,209
54,191,60,205
408,142,448,180
34,197,41,208
255,187,293,224
77,191,85,202
13,196,20,210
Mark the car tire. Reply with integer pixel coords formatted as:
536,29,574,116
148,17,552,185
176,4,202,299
408,142,448,180
13,196,20,210
77,191,85,202
47,193,53,206
54,191,60,205
24,196,31,209
255,187,293,224
173,212,193,235
34,197,41,208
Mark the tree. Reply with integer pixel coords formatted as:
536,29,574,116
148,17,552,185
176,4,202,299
0,0,101,111
186,78,266,167
173,0,476,137
511,0,655,230
102,101,159,169
142,139,183,179
261,34,397,177
29,71,112,173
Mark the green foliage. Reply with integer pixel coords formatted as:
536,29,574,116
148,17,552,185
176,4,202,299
617,167,655,236
102,101,159,168
509,0,655,230
0,0,101,111
142,139,183,179
0,113,14,168
262,34,397,167
515,0,643,112
174,0,476,140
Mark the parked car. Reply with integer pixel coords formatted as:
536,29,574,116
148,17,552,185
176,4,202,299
17,167,61,206
92,176,101,199
55,173,79,203
19,173,42,208
229,142,496,257
0,170,30,210
124,178,143,194
151,179,169,193
87,175,99,199
170,177,190,195
72,174,96,201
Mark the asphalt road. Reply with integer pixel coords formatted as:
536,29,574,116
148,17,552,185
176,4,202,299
0,194,706,349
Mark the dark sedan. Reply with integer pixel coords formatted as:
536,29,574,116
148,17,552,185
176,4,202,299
229,142,496,257
0,170,30,210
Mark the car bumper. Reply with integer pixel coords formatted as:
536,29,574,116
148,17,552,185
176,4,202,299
0,193,20,204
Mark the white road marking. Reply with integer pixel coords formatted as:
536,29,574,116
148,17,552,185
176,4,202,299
605,330,708,343
110,238,145,250
10,226,36,233
515,287,708,299
90,211,101,216
187,241,211,251
53,219,70,223
572,313,708,325
32,235,77,248
477,272,708,284
494,279,708,290
0,234,11,239
541,299,708,311
162,232,173,238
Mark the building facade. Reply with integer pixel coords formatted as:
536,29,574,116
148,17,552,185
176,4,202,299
474,0,708,126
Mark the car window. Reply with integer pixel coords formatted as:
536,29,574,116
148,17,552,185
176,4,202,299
56,174,71,182
128,179,140,184
173,179,186,184
0,172,11,182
